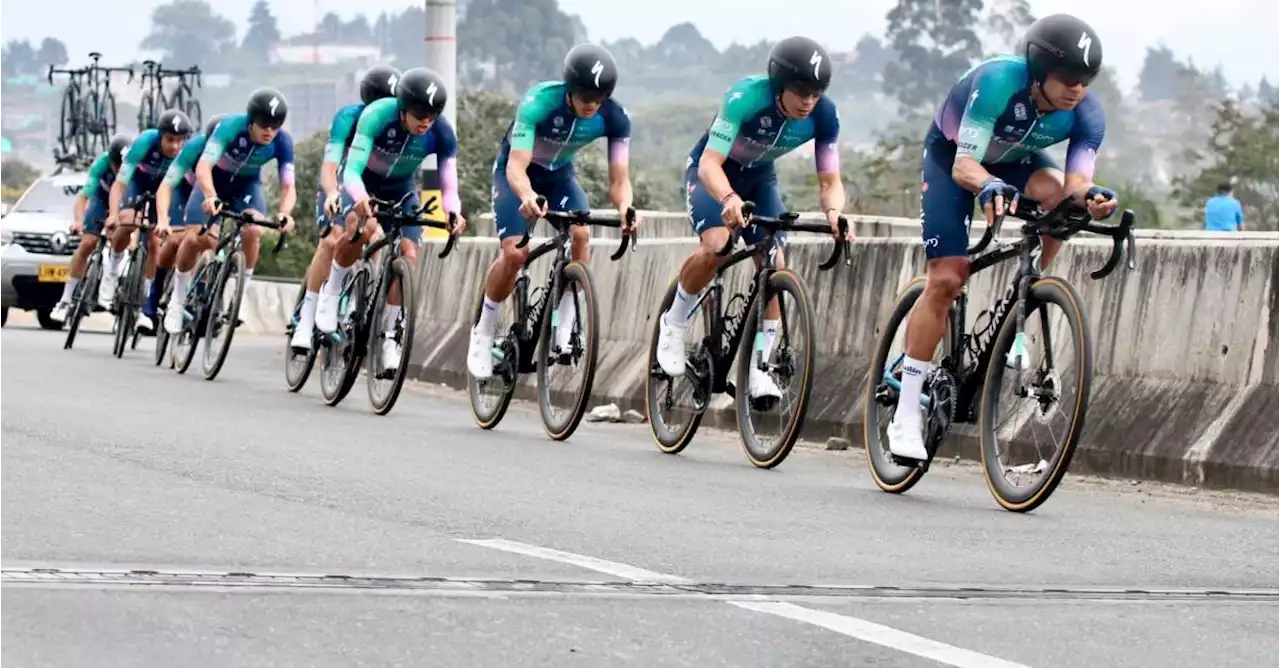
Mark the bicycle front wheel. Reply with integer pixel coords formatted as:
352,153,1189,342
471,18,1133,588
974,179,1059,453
284,281,318,392
734,269,817,469
186,98,202,129
535,261,600,441
367,258,416,415
111,248,144,358
102,89,118,137
63,256,100,351
319,268,367,407
154,270,173,366
201,250,246,380
59,87,77,155
979,277,1092,513
137,92,155,131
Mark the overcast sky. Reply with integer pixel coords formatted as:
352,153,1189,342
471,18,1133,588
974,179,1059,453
4,0,1277,91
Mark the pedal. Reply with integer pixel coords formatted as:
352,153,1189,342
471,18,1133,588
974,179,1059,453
889,454,931,472
748,395,780,413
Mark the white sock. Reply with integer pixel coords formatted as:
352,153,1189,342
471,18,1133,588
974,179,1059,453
556,289,577,349
476,296,500,337
665,283,696,327
170,270,192,306
61,277,80,303
107,251,123,275
243,268,253,289
142,278,153,300
893,356,931,425
761,319,780,362
323,261,350,296
384,305,403,333
300,291,319,322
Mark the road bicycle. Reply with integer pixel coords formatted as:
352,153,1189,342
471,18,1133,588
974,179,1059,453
314,194,458,415
468,197,635,440
863,194,1137,513
170,209,286,380
645,202,849,468
62,228,114,351
49,52,132,157
110,193,161,358
137,61,203,131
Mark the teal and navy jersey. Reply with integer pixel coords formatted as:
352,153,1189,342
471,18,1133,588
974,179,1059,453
323,102,365,168
932,55,1106,178
162,135,208,190
199,113,296,185
117,129,177,192
689,75,841,174
82,153,116,205
496,81,631,175
341,97,460,212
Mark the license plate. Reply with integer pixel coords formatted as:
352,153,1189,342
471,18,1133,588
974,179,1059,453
38,264,69,282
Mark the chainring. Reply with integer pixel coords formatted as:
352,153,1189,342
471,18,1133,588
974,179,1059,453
923,367,959,457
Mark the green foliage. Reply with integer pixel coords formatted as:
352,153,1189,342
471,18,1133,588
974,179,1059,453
142,0,237,67
256,131,325,278
1172,99,1280,230
883,0,984,114
1,158,39,193
241,0,281,61
1,40,39,78
454,91,517,225
459,0,577,94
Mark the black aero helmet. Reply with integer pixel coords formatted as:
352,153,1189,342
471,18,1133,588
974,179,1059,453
563,43,617,99
361,64,402,104
1022,14,1102,84
203,113,227,138
396,67,448,118
156,108,193,137
246,87,288,128
107,133,132,167
767,36,832,95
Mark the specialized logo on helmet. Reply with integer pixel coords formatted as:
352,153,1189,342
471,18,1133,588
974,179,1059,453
1077,31,1093,66
388,74,399,91
172,116,183,132
809,50,823,79
426,82,438,106
268,96,281,117
590,60,604,88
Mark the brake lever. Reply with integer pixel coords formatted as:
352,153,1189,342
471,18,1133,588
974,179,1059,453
609,206,637,261
517,195,550,250
438,212,458,259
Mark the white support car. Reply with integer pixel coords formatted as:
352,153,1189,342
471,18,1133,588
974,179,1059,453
1,168,90,329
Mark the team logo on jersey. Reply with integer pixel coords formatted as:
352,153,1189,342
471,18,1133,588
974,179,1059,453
760,116,772,129
238,137,248,148
1014,103,1027,121
553,116,564,127
388,128,397,139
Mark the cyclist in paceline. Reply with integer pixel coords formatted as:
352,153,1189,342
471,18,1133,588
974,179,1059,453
163,88,297,335
292,64,401,351
150,113,228,330
312,67,467,373
103,108,194,331
466,43,641,380
50,134,132,323
653,36,849,403
887,14,1118,461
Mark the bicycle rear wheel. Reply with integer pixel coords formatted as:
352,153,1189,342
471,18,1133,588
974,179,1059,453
979,277,1091,513
137,92,155,131
535,261,600,441
284,282,318,392
154,270,173,366
102,89,118,137
186,99,202,129
319,268,367,407
174,256,214,375
201,250,246,380
467,282,520,430
58,88,77,155
734,269,817,469
366,258,415,415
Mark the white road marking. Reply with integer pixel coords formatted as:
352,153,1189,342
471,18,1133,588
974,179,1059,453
730,600,1032,668
456,538,693,584
461,537,1032,666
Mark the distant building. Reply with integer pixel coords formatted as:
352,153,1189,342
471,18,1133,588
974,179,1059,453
273,43,385,67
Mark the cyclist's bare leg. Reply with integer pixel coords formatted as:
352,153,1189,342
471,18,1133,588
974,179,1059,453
238,212,264,279
69,233,99,279
386,238,417,309
305,230,338,293
482,236,529,304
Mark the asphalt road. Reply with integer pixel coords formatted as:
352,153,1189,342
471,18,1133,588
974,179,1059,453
3,317,1277,668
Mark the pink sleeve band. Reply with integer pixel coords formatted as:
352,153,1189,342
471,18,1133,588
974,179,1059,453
278,163,296,187
344,182,369,202
608,138,630,166
814,143,840,174
440,156,461,214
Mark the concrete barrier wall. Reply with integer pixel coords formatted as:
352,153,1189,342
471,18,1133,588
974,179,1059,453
241,220,1279,494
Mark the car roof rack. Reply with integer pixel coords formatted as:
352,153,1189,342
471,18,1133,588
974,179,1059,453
51,148,95,174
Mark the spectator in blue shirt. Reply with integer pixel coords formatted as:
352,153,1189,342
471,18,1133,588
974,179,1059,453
1205,182,1245,231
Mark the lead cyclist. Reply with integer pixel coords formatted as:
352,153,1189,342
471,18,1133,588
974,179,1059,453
888,14,1119,462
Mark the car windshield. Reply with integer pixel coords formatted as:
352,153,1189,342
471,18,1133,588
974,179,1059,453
11,178,82,217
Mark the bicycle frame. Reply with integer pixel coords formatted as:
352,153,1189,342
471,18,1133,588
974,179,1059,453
677,203,848,394
506,199,634,372
881,196,1137,421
